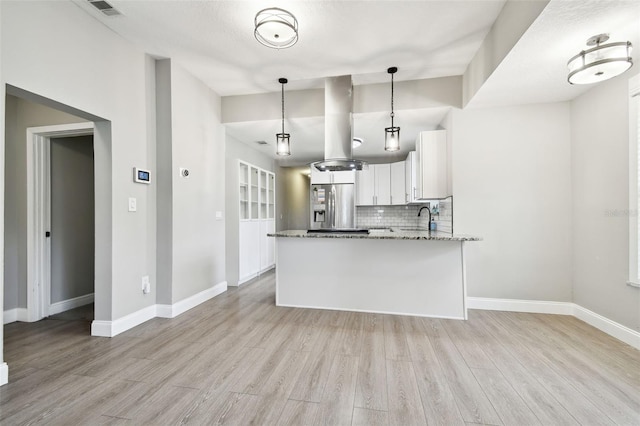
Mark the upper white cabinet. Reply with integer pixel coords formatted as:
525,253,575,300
356,163,395,206
415,130,450,200
310,169,356,184
390,161,405,205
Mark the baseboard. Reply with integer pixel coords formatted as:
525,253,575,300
468,297,640,350
91,304,156,338
91,281,228,337
49,293,94,316
3,308,29,324
573,305,640,350
467,297,574,315
156,281,227,318
0,362,8,387
236,266,275,287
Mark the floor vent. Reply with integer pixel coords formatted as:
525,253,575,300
87,0,122,16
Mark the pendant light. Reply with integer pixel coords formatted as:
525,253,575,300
254,8,299,49
385,67,400,152
276,78,291,156
567,34,633,85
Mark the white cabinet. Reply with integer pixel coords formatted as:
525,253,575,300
405,151,418,203
310,168,356,184
390,161,405,205
356,164,390,205
238,160,275,285
416,130,450,200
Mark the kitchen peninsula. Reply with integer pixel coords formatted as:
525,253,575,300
268,229,481,320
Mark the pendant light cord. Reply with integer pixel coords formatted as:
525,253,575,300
281,83,285,134
390,71,395,128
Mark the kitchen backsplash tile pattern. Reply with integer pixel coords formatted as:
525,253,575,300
356,199,453,232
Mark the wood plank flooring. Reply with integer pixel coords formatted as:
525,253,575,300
2,270,639,425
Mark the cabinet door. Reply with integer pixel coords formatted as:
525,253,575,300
405,151,417,203
331,170,356,184
266,220,275,266
260,220,269,272
239,162,250,219
310,168,332,184
239,221,260,282
417,130,448,199
250,166,260,219
356,167,375,205
390,161,405,205
374,164,391,205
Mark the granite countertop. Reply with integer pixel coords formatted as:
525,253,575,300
267,229,481,241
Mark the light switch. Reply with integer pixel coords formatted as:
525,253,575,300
128,197,137,212
215,211,223,221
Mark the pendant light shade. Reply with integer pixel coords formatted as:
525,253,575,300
385,67,400,152
568,34,633,85
254,8,299,49
276,78,291,156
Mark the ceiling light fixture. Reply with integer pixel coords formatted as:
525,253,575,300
385,67,400,152
567,34,633,85
352,137,363,149
276,78,291,156
254,7,298,49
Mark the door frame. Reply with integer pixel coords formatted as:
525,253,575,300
26,122,94,322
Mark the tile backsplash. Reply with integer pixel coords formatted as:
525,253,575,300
356,199,453,233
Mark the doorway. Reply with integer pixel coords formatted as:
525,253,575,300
26,123,95,322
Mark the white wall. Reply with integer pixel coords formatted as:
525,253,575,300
452,103,573,302
169,61,226,303
225,135,275,286
571,72,640,332
1,0,155,320
3,96,86,310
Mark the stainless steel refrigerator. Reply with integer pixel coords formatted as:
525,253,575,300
309,183,356,230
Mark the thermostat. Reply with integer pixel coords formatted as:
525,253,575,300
134,167,151,184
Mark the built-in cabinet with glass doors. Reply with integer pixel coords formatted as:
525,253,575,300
238,161,275,284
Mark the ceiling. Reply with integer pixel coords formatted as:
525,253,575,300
74,0,640,165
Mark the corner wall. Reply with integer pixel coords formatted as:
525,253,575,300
452,102,573,302
571,72,640,332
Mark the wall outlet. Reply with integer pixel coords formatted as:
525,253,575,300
142,275,150,294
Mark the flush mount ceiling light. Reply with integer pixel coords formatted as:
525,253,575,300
567,33,633,85
254,7,298,49
385,67,400,152
276,78,291,156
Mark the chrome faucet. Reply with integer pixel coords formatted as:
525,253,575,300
417,205,431,228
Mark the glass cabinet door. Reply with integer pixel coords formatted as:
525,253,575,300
239,162,249,220
260,170,268,219
250,166,259,219
268,173,275,219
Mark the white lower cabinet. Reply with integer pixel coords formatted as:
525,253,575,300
239,219,275,284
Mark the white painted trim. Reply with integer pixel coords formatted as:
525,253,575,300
91,305,156,338
0,363,8,387
91,281,228,337
156,281,227,318
573,305,640,350
467,297,574,315
236,266,275,287
3,308,29,324
48,293,94,316
627,281,640,289
275,303,465,321
468,297,640,350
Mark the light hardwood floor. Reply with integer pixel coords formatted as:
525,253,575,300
2,270,639,425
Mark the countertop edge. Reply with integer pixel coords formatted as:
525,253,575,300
267,230,482,241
